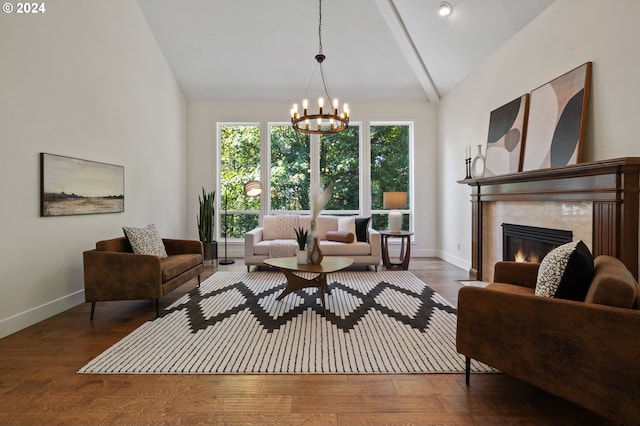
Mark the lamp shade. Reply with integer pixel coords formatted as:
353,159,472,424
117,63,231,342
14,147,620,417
243,181,263,197
383,192,407,210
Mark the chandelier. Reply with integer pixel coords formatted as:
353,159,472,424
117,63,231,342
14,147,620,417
290,0,349,134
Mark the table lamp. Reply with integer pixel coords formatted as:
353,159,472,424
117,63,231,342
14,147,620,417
383,192,407,233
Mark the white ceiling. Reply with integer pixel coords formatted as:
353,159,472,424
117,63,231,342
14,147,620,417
136,0,555,103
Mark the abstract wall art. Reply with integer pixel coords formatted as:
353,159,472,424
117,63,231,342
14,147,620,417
40,153,124,216
484,94,530,176
522,62,592,171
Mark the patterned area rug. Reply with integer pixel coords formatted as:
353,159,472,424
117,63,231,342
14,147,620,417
79,271,495,374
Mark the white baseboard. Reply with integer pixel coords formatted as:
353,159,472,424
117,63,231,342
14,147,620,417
437,250,471,272
0,290,85,339
409,248,439,258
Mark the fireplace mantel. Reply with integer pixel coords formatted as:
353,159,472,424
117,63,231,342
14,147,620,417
459,157,640,280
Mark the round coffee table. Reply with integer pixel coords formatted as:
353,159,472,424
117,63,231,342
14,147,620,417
263,256,354,312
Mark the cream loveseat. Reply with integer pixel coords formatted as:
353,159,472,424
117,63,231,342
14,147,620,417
244,215,380,271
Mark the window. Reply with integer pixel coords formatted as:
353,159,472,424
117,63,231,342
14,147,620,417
269,124,310,211
218,123,261,238
217,121,412,237
370,123,412,231
320,126,360,213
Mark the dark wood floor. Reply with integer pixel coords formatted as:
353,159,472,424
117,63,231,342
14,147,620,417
0,258,617,425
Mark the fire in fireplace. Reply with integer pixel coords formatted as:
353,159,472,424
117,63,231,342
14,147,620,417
502,223,572,263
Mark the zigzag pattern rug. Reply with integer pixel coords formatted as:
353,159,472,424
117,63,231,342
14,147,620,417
78,271,495,374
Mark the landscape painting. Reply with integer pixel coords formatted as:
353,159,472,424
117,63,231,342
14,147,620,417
40,153,124,216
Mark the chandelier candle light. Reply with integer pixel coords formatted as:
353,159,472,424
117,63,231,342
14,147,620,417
290,0,349,134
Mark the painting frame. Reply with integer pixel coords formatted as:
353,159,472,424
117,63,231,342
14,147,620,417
484,94,530,177
522,62,592,171
40,153,124,217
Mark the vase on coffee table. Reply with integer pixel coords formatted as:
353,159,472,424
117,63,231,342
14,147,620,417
307,219,324,265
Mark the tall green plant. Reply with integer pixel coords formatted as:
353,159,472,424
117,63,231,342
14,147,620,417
197,188,215,243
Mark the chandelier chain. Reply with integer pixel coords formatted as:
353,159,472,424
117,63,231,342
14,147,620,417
317,0,332,106
318,0,323,55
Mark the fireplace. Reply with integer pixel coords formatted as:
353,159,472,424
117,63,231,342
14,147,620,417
460,158,640,280
502,223,572,263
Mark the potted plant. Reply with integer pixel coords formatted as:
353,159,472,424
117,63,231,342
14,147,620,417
197,187,217,263
294,226,309,264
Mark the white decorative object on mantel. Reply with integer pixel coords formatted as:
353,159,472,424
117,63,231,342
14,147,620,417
471,144,486,178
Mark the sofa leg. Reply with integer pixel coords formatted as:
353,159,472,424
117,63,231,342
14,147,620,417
197,274,201,287
155,299,159,318
90,302,96,321
465,356,471,386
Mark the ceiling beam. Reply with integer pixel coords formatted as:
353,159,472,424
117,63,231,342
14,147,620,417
374,0,440,103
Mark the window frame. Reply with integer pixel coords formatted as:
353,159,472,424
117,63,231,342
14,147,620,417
216,122,262,240
369,121,414,233
216,120,414,239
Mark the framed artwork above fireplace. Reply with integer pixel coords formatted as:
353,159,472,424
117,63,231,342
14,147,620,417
522,62,592,171
484,94,529,177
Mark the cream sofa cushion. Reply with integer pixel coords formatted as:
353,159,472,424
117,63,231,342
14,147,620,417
315,216,338,239
338,216,356,235
298,216,311,232
319,241,371,256
263,215,299,240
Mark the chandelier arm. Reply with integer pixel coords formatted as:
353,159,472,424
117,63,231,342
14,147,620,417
302,62,319,102
319,62,333,111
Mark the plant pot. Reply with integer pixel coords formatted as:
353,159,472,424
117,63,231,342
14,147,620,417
296,249,308,264
203,241,218,262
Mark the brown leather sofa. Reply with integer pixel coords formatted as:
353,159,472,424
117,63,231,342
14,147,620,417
456,256,640,424
83,237,204,319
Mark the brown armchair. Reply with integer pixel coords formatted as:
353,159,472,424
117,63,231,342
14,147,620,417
456,256,640,424
83,237,204,320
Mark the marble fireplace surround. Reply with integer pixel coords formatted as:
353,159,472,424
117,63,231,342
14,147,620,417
460,157,640,281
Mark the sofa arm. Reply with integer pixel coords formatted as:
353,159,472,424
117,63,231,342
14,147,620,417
163,238,203,257
83,250,163,301
457,285,640,423
493,261,539,289
368,228,381,255
245,227,263,257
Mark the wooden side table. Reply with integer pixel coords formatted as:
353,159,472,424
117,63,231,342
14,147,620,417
380,231,414,270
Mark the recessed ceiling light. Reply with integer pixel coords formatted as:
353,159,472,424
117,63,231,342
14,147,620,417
439,1,453,17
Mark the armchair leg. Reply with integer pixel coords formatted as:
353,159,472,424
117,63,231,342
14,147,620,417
197,274,201,288
90,302,96,321
465,356,471,386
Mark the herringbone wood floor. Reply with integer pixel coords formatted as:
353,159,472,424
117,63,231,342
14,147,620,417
0,258,617,425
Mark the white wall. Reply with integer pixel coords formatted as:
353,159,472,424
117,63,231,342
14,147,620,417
438,0,640,270
186,100,438,258
0,1,187,338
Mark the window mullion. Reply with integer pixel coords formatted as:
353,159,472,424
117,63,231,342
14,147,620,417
310,133,320,193
361,121,371,217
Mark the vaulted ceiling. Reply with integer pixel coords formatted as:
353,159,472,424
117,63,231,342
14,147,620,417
136,0,555,103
